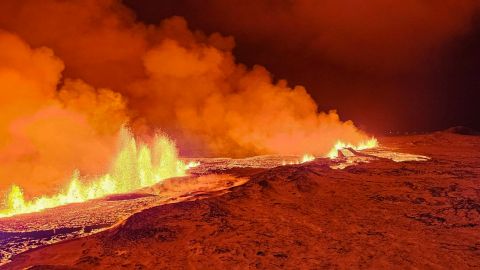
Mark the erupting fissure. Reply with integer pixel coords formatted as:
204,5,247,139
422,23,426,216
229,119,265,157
0,135,378,218
0,6,382,213
0,128,189,218
327,138,378,159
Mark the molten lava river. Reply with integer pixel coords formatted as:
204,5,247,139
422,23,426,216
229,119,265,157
0,134,428,266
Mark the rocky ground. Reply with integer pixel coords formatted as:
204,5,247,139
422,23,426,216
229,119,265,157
0,155,297,265
2,131,480,269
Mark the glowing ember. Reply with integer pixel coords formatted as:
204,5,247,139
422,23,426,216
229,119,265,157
326,138,379,159
0,128,188,218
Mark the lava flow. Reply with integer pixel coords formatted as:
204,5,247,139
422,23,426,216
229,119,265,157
0,136,378,219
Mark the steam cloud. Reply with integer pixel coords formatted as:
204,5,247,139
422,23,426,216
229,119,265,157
144,0,480,131
0,0,406,197
0,30,127,196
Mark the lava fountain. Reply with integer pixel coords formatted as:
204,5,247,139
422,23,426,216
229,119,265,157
0,128,189,218
327,138,378,159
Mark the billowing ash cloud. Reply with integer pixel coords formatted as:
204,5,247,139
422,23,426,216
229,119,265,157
0,0,376,196
138,0,480,131
0,31,128,195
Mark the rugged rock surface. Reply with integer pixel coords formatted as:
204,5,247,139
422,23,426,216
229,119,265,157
3,132,480,269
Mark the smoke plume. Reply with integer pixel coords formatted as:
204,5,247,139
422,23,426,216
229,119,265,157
0,30,128,196
0,0,376,196
128,0,480,131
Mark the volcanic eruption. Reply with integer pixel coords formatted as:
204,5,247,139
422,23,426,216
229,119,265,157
0,1,376,214
0,1,479,269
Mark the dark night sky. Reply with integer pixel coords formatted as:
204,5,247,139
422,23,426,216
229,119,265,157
123,0,480,134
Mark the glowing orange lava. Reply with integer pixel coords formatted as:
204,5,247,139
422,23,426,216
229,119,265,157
0,128,189,218
0,133,378,218
327,138,378,159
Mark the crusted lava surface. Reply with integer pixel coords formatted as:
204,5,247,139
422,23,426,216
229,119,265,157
2,132,480,269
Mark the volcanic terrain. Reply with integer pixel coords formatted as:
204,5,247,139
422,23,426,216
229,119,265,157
2,131,480,269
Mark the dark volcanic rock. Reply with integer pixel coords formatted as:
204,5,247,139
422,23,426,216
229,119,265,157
3,133,480,269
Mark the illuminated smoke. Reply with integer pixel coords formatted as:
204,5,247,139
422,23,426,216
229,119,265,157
0,31,128,198
0,0,381,200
